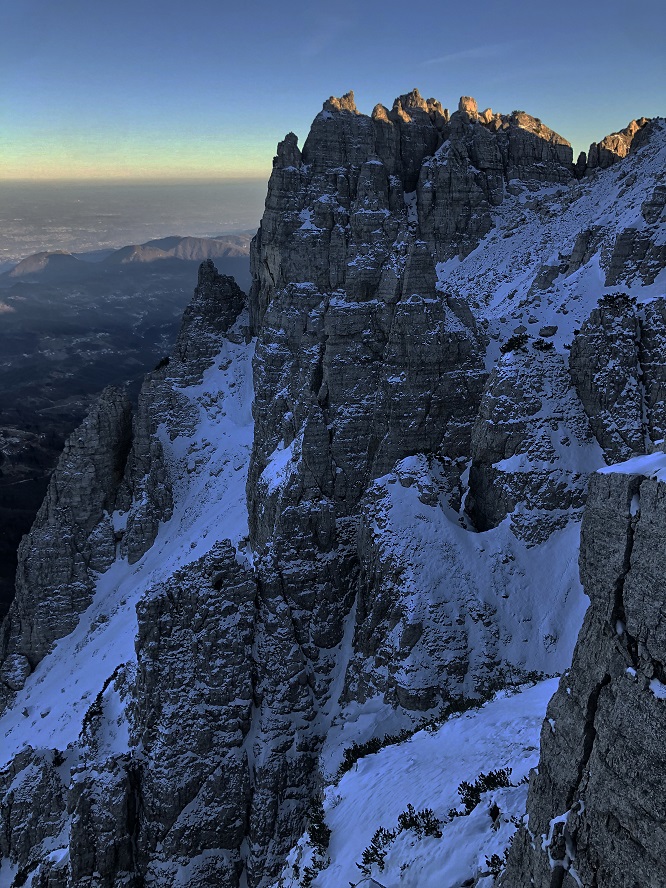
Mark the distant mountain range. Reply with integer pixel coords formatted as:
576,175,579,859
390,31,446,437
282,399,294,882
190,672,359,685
1,232,254,289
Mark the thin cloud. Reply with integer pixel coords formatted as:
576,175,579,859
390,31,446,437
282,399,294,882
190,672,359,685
299,15,351,60
422,42,520,66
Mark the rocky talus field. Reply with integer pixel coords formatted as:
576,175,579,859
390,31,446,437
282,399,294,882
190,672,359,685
0,91,664,888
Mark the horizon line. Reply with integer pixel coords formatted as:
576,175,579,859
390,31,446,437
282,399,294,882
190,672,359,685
0,175,271,185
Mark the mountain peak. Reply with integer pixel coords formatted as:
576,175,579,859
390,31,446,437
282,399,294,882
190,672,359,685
322,90,358,114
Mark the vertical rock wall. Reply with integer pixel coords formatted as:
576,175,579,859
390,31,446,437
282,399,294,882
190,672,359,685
501,465,666,887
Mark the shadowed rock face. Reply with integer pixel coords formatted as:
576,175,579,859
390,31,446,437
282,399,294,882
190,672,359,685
501,466,666,888
570,294,666,463
133,543,256,888
247,89,575,541
0,387,133,706
467,345,601,543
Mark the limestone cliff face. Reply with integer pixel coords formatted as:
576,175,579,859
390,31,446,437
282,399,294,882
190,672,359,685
243,92,579,879
501,462,666,888
570,293,666,463
584,116,651,172
132,543,255,888
249,89,573,332
467,344,602,543
246,86,578,657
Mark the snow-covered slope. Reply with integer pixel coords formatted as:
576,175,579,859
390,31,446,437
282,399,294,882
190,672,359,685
273,680,557,888
441,120,666,356
0,325,254,769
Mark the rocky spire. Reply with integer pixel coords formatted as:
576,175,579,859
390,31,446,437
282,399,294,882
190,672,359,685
322,90,358,114
175,259,246,380
586,116,651,172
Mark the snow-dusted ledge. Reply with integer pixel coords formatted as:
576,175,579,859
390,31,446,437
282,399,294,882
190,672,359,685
598,450,666,481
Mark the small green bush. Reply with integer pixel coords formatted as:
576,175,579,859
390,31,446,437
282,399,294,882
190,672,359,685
397,804,442,838
307,799,331,854
52,748,65,767
356,805,443,875
339,729,411,777
357,826,396,874
486,848,510,875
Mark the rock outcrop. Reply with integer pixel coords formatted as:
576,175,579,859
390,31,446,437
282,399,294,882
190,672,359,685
569,294,645,462
501,458,666,887
117,261,247,564
0,262,248,707
570,294,666,463
175,259,247,381
467,343,602,542
0,388,132,706
133,543,255,888
585,116,651,172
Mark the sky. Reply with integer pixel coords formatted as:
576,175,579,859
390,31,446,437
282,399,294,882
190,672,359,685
0,0,664,180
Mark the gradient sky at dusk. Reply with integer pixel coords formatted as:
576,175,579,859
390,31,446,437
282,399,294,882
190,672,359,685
1,0,664,180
